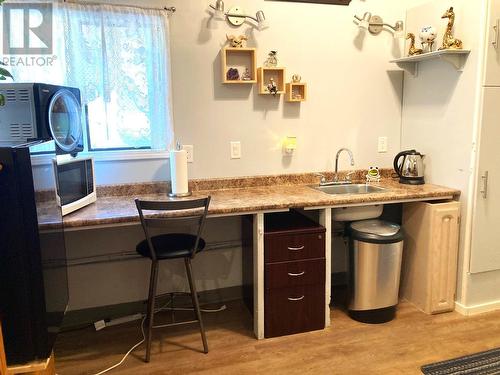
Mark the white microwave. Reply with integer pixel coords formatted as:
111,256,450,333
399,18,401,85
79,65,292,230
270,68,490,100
53,156,96,216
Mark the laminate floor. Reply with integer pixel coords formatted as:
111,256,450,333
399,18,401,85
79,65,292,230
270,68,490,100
54,301,500,375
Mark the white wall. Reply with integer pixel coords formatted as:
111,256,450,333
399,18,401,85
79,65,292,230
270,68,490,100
65,0,409,310
85,0,407,184
401,0,485,307
170,0,405,179
65,217,242,310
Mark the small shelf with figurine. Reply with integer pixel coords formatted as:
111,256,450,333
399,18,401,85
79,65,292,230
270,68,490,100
221,47,257,84
257,51,285,96
258,67,286,95
389,7,470,77
221,36,257,84
390,49,470,77
286,74,307,102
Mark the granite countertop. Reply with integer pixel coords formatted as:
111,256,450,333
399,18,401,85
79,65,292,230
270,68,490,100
39,171,460,230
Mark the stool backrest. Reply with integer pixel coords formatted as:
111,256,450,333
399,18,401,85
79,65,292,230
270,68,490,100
135,196,211,261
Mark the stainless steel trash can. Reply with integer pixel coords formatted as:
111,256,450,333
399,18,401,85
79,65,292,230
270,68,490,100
348,219,404,323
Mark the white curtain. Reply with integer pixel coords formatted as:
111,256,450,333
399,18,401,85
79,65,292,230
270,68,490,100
5,2,174,151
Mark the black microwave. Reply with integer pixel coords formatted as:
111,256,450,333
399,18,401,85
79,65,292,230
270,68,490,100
53,156,96,216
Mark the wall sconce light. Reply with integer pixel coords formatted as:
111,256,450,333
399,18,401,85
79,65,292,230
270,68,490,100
354,12,404,39
358,12,371,30
213,0,225,20
209,1,269,30
283,136,297,155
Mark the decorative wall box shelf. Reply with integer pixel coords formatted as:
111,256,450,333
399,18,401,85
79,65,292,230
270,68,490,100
389,49,471,77
258,67,286,95
221,47,257,84
286,83,307,102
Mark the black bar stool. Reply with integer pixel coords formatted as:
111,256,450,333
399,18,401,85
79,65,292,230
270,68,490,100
135,196,211,362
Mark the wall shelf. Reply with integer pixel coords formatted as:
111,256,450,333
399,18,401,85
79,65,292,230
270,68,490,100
221,47,257,84
257,67,286,95
389,49,471,77
285,83,307,102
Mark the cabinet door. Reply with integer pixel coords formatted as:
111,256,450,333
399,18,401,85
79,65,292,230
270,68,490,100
429,204,460,313
471,87,500,272
402,201,459,314
484,0,500,86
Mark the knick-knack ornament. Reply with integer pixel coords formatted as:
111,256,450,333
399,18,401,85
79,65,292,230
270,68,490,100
264,51,278,67
226,68,240,80
439,7,463,50
241,68,252,81
226,34,248,48
267,77,278,96
419,25,437,52
407,33,423,56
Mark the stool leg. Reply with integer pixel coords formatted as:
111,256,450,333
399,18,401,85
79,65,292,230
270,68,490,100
145,260,159,363
184,258,208,354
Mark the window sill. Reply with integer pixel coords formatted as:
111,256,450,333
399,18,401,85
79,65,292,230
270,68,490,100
31,150,169,166
84,150,169,162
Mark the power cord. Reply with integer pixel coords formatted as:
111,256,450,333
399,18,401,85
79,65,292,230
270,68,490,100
93,316,146,375
91,302,226,375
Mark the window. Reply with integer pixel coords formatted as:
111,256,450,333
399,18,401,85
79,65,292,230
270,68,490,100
4,3,173,153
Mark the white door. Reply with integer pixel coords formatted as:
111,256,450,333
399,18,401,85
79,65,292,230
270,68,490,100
484,0,500,86
470,87,500,273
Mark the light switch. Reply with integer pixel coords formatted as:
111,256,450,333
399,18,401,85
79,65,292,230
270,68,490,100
378,137,388,153
230,141,241,159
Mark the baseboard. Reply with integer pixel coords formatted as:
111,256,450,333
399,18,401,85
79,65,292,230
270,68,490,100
454,299,500,316
63,285,243,331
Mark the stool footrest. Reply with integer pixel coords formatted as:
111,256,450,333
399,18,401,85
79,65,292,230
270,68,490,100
153,319,199,329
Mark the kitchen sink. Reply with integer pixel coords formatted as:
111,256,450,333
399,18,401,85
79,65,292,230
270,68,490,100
311,184,387,195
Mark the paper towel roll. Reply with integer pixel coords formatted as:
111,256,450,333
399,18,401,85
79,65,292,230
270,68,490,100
170,149,189,195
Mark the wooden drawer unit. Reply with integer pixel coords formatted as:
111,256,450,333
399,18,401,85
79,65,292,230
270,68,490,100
265,284,325,338
265,258,325,289
264,211,326,338
265,231,325,263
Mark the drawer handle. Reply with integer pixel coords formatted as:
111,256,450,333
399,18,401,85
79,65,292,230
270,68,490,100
288,271,305,277
288,296,305,302
287,245,305,251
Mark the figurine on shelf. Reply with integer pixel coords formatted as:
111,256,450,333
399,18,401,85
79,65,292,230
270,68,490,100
267,77,278,96
292,74,301,83
439,7,463,50
241,68,252,81
419,25,437,53
226,68,240,80
226,34,248,48
264,51,278,67
406,33,423,56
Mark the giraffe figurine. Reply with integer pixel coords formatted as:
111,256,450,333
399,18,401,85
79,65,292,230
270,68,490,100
407,33,423,56
439,7,463,50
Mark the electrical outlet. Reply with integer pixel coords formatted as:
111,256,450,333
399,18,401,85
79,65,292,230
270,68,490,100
230,141,241,159
183,145,194,163
378,137,388,153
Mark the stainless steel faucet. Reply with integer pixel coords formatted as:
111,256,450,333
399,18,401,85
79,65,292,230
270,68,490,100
334,148,355,182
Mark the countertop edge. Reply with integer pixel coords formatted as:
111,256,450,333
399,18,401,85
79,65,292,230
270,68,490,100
50,187,459,231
